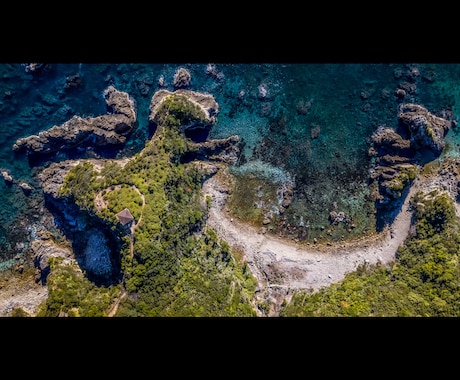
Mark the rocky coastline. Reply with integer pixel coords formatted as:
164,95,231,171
1,64,458,316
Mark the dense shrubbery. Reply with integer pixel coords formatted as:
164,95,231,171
280,188,460,316
103,185,143,221
37,257,121,317
154,94,208,130
44,89,460,317
58,161,97,210
45,94,258,317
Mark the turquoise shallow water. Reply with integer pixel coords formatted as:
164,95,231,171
0,63,459,267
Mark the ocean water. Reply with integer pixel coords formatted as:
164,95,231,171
1,63,459,269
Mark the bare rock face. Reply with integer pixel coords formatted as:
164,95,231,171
187,135,241,164
173,67,192,89
398,103,456,155
30,239,76,284
38,160,81,199
13,86,137,155
369,126,412,156
369,103,456,208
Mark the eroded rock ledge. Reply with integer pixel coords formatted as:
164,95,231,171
13,86,137,155
368,103,456,207
149,89,219,132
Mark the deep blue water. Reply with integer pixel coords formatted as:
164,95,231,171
1,63,459,268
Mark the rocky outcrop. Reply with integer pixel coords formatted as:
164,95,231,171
38,160,80,199
37,159,119,283
398,103,455,155
186,135,241,164
30,238,76,284
37,160,94,232
173,67,192,89
18,182,33,195
30,86,232,291
369,103,456,208
149,89,219,133
1,170,13,185
368,126,412,156
13,86,137,155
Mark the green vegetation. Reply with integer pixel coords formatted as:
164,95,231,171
153,93,208,130
41,89,460,317
11,308,30,317
103,185,143,222
386,165,418,196
228,175,279,226
37,257,121,317
45,93,258,316
58,161,97,210
280,188,460,316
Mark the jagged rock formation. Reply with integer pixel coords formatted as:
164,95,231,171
38,160,81,200
398,103,454,155
31,239,76,284
369,103,456,208
173,67,192,89
13,86,137,155
186,135,241,164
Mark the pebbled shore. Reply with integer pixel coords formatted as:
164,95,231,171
202,161,459,316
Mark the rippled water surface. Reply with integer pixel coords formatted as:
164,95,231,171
1,63,459,267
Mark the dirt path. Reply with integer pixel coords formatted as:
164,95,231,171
1,158,454,317
129,186,145,258
202,168,439,316
107,291,127,317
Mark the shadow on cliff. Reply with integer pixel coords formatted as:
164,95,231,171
44,198,123,287
374,184,411,233
374,148,439,233
24,141,131,168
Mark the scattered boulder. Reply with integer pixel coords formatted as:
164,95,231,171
1,170,13,185
19,182,33,195
173,67,192,89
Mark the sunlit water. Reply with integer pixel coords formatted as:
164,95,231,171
1,63,459,268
